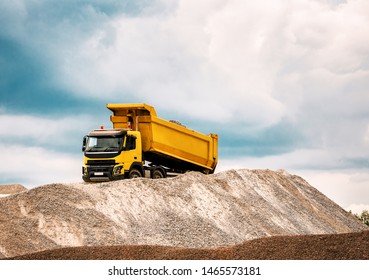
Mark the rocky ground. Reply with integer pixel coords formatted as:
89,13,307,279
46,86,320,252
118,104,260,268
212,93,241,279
1,169,367,259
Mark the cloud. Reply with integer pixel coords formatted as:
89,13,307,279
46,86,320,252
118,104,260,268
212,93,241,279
3,1,369,127
53,1,288,126
0,112,97,186
0,144,81,187
0,113,96,151
364,124,369,144
0,109,123,187
48,0,369,118
346,204,369,215
302,170,369,209
217,149,336,172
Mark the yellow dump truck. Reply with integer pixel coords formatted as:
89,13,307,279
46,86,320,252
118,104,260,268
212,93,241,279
82,104,218,181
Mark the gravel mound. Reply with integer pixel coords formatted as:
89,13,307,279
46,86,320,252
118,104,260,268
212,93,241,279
0,184,27,195
0,169,366,259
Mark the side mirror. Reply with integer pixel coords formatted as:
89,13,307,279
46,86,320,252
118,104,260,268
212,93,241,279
82,135,88,152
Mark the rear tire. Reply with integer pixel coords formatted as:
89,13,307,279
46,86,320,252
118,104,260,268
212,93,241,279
152,169,164,179
128,168,142,179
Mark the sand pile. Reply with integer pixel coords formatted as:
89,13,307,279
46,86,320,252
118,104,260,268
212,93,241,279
0,184,27,197
0,169,366,259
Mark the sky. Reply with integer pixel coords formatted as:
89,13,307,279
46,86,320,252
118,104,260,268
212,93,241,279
1,0,369,214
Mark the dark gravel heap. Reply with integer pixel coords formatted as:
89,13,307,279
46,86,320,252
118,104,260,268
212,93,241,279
7,230,369,260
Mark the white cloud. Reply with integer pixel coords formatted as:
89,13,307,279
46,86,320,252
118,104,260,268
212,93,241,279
218,148,344,171
0,113,98,187
364,124,369,144
3,0,369,127
0,145,81,188
48,0,369,133
299,170,369,209
345,204,369,215
0,113,97,147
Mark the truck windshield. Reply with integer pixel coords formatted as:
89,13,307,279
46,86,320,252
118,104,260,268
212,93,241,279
86,136,123,152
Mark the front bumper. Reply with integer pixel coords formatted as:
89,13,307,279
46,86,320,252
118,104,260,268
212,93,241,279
82,161,124,182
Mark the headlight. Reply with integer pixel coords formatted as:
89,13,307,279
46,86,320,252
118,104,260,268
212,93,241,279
82,166,88,176
113,165,123,175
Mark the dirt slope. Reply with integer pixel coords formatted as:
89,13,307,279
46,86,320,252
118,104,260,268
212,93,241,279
0,184,27,196
0,169,366,259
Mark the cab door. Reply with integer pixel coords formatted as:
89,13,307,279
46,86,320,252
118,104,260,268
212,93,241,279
121,132,142,172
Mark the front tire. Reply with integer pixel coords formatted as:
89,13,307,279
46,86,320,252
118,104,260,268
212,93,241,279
128,168,142,179
82,178,91,182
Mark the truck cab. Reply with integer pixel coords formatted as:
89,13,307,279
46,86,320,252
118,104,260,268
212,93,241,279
82,128,144,182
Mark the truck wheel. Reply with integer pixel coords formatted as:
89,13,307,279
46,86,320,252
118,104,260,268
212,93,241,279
152,169,164,179
129,168,142,179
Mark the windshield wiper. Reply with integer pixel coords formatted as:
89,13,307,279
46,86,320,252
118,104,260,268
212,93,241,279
86,146,104,152
103,147,119,151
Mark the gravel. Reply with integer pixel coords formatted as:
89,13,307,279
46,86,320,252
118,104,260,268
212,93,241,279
0,169,366,259
8,230,369,260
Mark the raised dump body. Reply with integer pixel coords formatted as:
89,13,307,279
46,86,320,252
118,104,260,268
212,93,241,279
107,103,218,174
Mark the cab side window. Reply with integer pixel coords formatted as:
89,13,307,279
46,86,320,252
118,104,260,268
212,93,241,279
125,135,136,150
